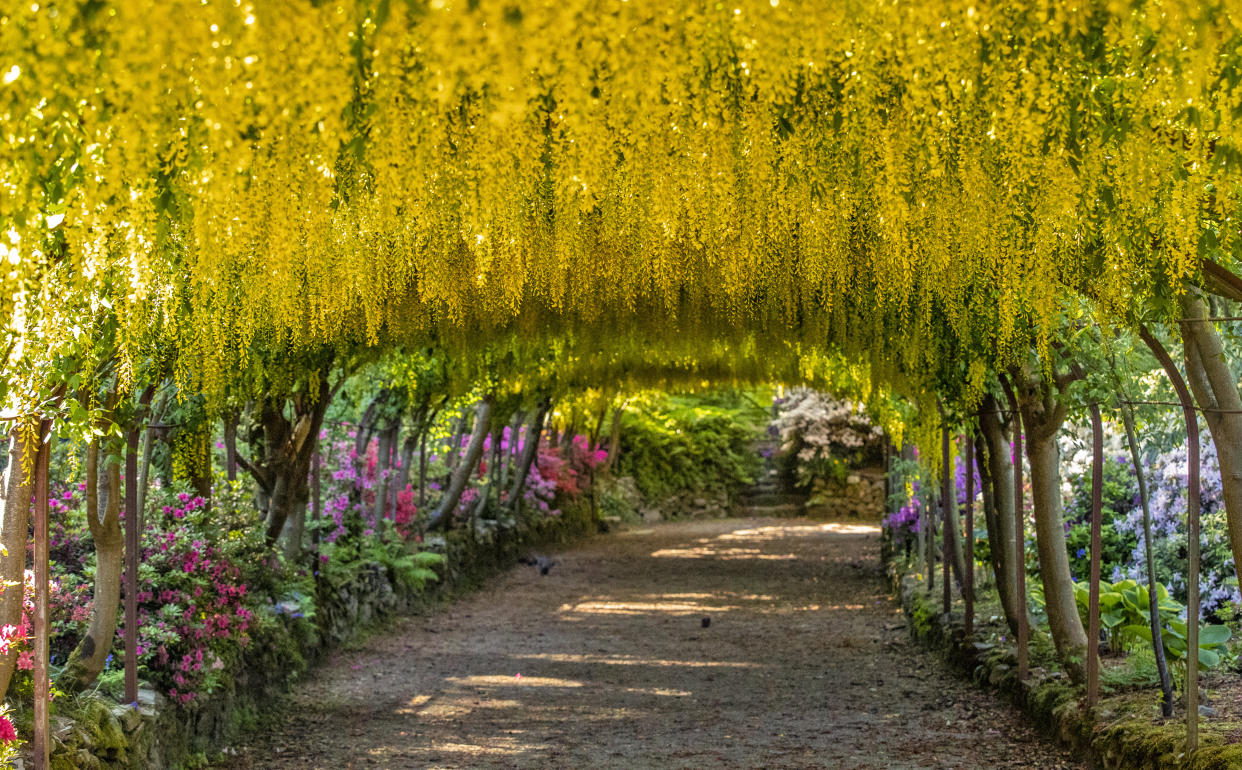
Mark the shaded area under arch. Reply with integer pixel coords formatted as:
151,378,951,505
223,519,1081,769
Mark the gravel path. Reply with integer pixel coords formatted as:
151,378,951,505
222,518,1084,769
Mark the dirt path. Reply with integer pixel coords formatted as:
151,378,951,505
224,519,1083,769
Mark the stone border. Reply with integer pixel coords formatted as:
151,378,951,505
42,500,600,769
889,563,1242,770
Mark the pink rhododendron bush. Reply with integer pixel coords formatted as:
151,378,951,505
5,420,607,727
38,481,292,707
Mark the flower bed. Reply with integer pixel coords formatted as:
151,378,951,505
0,423,608,767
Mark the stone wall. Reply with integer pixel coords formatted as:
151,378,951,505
887,560,1242,770
42,499,599,769
804,467,885,520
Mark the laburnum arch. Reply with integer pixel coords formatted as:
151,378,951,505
4,0,1242,759
3,0,1239,393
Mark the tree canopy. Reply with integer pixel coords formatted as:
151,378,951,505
3,0,1241,417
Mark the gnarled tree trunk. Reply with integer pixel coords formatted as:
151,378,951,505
1179,287,1242,588
0,423,38,699
508,400,551,518
373,422,396,523
241,371,333,560
60,441,124,691
1015,369,1088,683
977,396,1022,635
428,398,493,531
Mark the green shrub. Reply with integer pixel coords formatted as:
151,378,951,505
1067,579,1232,674
1063,456,1138,582
615,390,767,499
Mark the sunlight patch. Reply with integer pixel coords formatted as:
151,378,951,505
559,600,740,615
446,674,585,689
510,652,761,669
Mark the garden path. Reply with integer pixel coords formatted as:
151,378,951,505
222,518,1082,769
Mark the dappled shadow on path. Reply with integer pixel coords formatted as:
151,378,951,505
222,519,1080,769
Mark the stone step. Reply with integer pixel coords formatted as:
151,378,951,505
736,503,805,518
745,483,781,495
737,492,808,507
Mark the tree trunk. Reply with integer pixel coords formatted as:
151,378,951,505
508,401,550,517
60,441,124,691
137,422,155,532
223,413,239,482
0,423,37,699
428,398,493,531
473,427,503,522
1179,287,1242,589
354,392,385,459
499,411,523,500
373,423,395,523
590,405,608,451
137,391,170,532
978,397,1022,635
1016,371,1088,683
311,448,322,538
446,411,469,474
605,403,625,473
242,372,333,558
1118,397,1175,716
941,424,967,598
388,420,404,517
397,433,417,504
418,410,435,514
187,428,213,504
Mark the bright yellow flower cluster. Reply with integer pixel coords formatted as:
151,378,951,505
1,0,1237,416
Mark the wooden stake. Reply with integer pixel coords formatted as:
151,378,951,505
32,423,50,769
1086,403,1104,708
1140,324,1200,750
125,425,140,706
999,374,1028,681
964,432,975,638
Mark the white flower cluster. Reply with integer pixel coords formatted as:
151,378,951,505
775,389,882,484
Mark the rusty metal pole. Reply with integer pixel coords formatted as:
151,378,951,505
32,423,50,769
1140,324,1200,750
963,432,975,638
312,448,322,523
942,425,952,615
926,491,936,593
1086,403,1104,708
125,425,140,705
999,374,1028,681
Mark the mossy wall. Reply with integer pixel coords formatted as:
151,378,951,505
44,498,599,769
888,561,1242,770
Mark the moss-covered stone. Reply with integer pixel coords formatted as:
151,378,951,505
888,556,1242,770
36,500,598,769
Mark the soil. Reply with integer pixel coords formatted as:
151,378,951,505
221,518,1085,769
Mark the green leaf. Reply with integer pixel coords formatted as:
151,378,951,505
1120,624,1152,644
1166,636,1188,658
1101,609,1126,629
1198,624,1231,647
